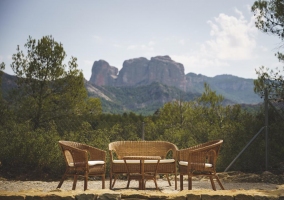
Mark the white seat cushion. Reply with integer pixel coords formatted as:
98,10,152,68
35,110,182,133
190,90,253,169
179,161,212,168
113,159,175,164
88,160,105,166
68,160,105,167
147,159,175,164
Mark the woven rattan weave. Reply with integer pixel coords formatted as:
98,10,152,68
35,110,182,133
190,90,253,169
109,141,178,190
178,139,225,190
57,141,106,191
123,156,161,190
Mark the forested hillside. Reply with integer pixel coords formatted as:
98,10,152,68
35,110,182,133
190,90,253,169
3,72,256,115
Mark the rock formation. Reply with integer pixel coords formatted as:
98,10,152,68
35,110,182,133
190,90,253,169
116,57,149,86
86,55,261,108
146,56,186,90
89,60,118,86
90,56,186,91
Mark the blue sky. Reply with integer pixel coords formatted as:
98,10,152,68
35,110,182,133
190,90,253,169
0,0,282,80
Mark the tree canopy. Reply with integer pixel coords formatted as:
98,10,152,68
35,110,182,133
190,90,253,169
252,0,284,100
252,0,284,42
10,35,89,130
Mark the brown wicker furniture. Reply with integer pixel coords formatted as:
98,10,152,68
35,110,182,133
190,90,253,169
123,156,161,190
109,141,178,190
177,139,225,190
57,141,106,191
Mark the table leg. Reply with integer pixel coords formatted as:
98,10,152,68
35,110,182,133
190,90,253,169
141,160,145,190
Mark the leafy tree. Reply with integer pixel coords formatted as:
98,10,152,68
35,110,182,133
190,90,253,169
154,83,227,148
252,0,284,42
0,62,4,100
0,62,13,128
251,1,284,171
0,62,4,80
253,66,284,100
10,35,88,130
0,62,4,101
252,0,284,99
197,83,224,108
158,100,191,128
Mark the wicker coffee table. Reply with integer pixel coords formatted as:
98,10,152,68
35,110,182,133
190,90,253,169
123,156,161,190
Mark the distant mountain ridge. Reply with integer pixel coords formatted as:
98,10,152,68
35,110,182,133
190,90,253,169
1,55,262,114
185,73,259,104
89,55,261,104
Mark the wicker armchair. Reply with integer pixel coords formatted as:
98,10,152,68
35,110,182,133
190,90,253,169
177,140,225,190
57,141,106,191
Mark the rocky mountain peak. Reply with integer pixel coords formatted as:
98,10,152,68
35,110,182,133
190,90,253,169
89,60,118,86
151,55,171,61
89,55,186,90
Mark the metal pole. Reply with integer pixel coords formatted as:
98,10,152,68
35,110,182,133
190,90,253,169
264,89,269,171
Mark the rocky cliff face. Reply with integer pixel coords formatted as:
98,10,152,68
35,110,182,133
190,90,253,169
89,56,186,90
116,57,149,86
89,60,118,86
86,55,261,107
146,56,186,90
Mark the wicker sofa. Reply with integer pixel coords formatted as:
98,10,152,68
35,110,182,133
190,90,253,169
109,141,178,190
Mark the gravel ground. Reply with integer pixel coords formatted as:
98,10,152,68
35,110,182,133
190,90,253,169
0,177,280,193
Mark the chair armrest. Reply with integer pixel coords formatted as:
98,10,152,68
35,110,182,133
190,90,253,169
109,150,115,161
67,146,88,167
83,144,106,161
178,141,222,161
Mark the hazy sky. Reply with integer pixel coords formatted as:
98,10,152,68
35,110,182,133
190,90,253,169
0,0,282,80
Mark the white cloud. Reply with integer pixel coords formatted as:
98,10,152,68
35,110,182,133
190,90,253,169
113,43,122,48
93,35,103,43
171,9,261,78
179,39,185,46
148,41,155,46
172,53,229,74
206,9,257,61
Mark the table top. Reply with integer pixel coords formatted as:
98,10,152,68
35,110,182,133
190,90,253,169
123,156,161,160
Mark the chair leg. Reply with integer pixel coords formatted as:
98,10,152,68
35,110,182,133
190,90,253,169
112,175,117,188
139,180,143,190
215,175,225,190
57,169,70,189
188,176,192,190
57,174,67,189
174,173,177,190
102,175,105,189
165,174,171,186
154,179,158,189
84,174,88,191
72,175,78,190
209,176,216,191
109,173,113,189
126,176,131,189
180,174,183,191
